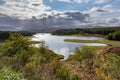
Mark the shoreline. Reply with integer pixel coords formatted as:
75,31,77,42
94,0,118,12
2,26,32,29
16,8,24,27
64,39,120,47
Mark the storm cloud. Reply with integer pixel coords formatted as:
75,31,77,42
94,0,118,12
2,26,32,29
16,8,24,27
0,11,91,31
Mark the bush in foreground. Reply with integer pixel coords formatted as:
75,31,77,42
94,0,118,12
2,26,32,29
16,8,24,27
0,67,25,80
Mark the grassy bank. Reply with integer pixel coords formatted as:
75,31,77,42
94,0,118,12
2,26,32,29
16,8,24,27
30,41,42,44
67,33,103,37
64,39,120,46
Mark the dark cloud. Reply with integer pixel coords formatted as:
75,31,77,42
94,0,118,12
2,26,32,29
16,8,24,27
65,12,90,21
0,14,21,27
0,25,19,31
23,11,90,31
0,14,23,31
0,12,90,31
95,9,107,12
0,10,119,32
107,18,119,23
88,7,108,13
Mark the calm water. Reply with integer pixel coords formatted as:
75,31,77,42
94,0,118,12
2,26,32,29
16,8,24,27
31,33,107,60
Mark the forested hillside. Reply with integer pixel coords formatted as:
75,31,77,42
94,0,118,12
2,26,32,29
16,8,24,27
0,31,35,41
52,27,120,41
106,30,120,41
52,27,120,35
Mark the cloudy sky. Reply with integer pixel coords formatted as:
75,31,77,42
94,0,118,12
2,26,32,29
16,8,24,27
0,0,120,31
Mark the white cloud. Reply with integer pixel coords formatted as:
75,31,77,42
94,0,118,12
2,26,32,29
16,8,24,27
84,4,113,15
83,4,120,27
94,0,109,4
94,0,120,4
103,4,112,9
48,0,118,4
49,0,120,4
0,0,51,19
58,0,71,3
74,0,90,3
57,0,90,3
83,6,109,18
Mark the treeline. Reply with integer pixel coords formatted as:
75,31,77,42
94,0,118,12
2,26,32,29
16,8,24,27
0,31,35,41
52,27,120,36
52,27,120,41
106,30,120,41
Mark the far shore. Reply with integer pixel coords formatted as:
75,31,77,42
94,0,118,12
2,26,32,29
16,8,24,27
64,39,120,47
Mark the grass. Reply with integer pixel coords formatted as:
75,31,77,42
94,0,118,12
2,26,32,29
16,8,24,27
69,33,103,37
30,41,42,44
64,39,120,46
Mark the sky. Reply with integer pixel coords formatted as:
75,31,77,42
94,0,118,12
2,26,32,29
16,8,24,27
0,0,120,31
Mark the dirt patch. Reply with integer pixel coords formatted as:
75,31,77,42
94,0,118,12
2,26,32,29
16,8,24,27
103,47,120,56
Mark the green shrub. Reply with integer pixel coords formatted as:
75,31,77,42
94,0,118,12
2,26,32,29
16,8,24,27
70,73,79,80
53,62,69,80
106,53,120,79
74,46,96,70
74,48,83,63
0,68,25,80
106,30,120,41
39,41,47,54
75,46,95,61
0,33,32,56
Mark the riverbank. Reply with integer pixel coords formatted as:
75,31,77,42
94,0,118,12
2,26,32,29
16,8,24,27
66,33,103,37
64,39,120,46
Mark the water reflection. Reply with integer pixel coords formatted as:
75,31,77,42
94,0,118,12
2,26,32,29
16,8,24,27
31,33,107,60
